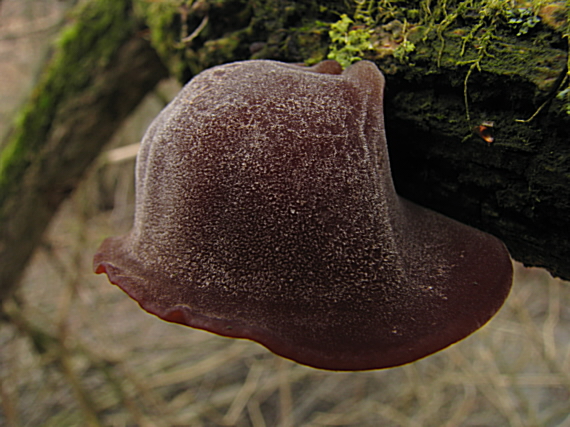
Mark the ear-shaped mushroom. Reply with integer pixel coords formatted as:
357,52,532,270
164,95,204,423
94,59,512,371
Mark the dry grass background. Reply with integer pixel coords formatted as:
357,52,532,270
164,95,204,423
1,1,570,426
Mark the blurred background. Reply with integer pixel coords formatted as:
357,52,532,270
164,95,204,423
1,1,569,426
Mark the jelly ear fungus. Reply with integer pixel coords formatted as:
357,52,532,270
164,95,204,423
94,59,512,371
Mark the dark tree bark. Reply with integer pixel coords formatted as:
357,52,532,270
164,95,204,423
1,0,569,303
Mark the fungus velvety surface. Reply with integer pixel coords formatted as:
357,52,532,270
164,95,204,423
94,59,513,371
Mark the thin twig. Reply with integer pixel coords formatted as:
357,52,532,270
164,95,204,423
515,73,568,123
181,15,209,44
104,142,140,163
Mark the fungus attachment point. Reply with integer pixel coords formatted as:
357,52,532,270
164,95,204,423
94,60,513,371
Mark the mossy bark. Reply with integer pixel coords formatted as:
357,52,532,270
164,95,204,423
0,0,168,300
1,0,569,302
384,26,570,281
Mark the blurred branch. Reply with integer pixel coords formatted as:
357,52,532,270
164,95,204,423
0,0,167,301
0,14,63,41
103,142,140,164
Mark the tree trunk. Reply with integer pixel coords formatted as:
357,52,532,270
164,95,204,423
1,0,569,303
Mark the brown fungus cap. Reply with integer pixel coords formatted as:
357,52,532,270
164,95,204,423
94,59,513,371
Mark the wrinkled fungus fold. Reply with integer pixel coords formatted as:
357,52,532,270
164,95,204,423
94,59,513,371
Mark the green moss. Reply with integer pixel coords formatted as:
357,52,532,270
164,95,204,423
193,31,243,73
136,0,336,76
504,6,541,35
133,0,186,79
556,86,570,114
326,0,383,68
288,24,330,65
327,14,374,67
430,1,570,117
0,0,134,201
322,1,565,100
393,38,416,62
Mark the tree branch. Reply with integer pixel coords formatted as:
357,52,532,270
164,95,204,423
0,0,167,300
